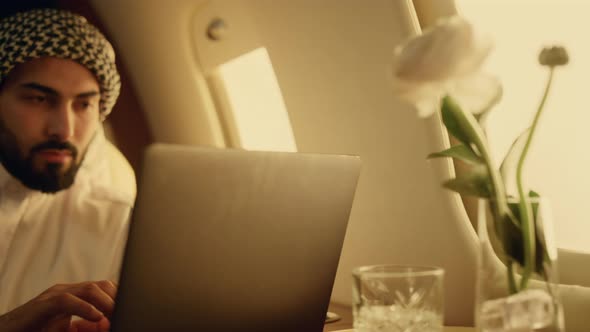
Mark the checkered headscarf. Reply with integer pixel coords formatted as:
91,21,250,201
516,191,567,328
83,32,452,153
0,8,121,116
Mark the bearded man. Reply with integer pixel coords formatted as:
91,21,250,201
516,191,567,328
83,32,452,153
0,8,136,332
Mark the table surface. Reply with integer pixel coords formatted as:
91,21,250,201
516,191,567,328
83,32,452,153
323,302,475,332
327,329,474,332
324,302,353,332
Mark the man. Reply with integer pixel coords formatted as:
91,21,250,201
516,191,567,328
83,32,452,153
0,8,136,332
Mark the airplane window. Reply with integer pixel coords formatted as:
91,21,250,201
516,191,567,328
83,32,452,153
209,47,297,152
456,0,590,253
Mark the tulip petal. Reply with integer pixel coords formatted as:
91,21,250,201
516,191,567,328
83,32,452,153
391,78,445,117
415,97,442,118
389,15,498,119
449,73,502,115
392,16,493,83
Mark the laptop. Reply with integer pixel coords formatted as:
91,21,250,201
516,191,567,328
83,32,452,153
110,143,361,332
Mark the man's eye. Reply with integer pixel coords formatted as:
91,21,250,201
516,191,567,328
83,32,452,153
75,100,95,111
26,95,47,103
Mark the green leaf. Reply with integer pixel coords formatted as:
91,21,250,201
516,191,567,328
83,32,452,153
528,191,540,222
442,164,491,198
441,96,473,146
506,191,540,224
501,213,526,267
427,144,483,165
485,200,524,271
500,127,531,188
441,96,488,155
505,193,549,277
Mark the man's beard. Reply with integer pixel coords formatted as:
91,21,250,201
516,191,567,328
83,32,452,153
0,122,84,194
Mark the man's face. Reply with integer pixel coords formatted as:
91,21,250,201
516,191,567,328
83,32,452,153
0,57,101,193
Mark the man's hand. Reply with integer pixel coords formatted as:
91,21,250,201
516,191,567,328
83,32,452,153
0,280,117,332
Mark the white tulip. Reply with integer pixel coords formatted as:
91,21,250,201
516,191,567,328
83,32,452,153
391,15,501,117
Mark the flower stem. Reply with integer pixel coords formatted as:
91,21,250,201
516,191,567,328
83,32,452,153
442,96,515,292
507,259,519,294
516,67,555,289
451,99,510,218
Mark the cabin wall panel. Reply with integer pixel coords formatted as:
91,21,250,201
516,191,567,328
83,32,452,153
90,0,226,148
245,0,477,325
88,0,478,325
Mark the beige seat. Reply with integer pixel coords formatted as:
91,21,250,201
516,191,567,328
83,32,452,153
104,139,137,199
102,120,137,199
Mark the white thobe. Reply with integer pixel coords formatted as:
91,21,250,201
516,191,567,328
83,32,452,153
0,130,136,314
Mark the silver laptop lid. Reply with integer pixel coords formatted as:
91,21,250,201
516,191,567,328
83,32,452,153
110,144,361,332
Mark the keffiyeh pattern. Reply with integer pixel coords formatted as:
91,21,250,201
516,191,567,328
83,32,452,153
0,8,121,116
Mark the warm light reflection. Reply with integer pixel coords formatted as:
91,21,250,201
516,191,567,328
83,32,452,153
210,47,297,152
457,0,590,252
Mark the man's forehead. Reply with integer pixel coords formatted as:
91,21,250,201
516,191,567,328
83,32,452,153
5,57,100,94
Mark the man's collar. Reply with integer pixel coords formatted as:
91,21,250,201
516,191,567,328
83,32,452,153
0,161,31,195
0,162,12,189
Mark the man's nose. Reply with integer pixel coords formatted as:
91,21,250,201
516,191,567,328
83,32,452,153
46,102,74,141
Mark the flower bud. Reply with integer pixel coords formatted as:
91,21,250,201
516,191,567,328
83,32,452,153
538,46,569,67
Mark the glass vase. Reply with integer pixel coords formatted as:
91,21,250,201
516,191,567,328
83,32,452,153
475,197,564,332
